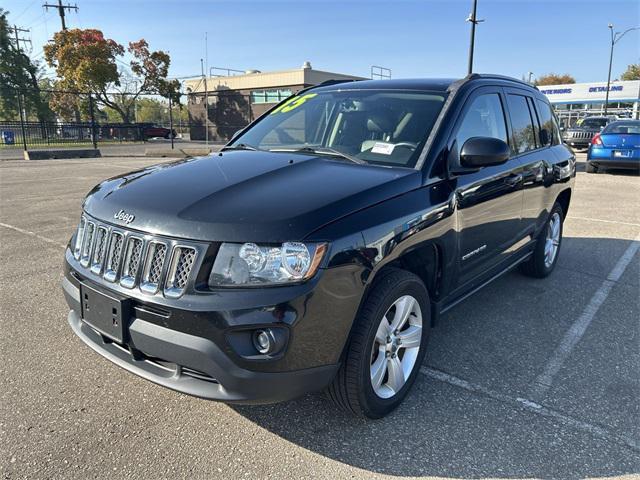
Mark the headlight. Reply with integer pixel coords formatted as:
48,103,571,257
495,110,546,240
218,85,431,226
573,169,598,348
208,242,327,287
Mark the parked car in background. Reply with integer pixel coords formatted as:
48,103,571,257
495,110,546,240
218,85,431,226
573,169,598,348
586,120,640,173
63,75,575,418
562,116,613,149
142,125,177,139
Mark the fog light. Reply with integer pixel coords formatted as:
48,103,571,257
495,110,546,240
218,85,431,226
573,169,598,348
253,329,275,355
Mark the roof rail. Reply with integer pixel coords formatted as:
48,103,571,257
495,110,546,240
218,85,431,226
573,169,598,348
462,73,539,90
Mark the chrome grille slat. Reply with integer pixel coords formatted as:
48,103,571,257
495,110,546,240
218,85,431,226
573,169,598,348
90,226,109,274
71,215,200,298
104,231,124,282
140,242,168,294
80,222,96,267
73,216,86,260
165,246,197,298
120,237,144,289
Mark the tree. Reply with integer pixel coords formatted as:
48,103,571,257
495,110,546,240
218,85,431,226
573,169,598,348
44,29,180,123
620,64,640,81
0,8,53,122
534,73,576,86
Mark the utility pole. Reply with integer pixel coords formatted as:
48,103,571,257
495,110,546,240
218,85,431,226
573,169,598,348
466,0,484,75
604,24,640,115
204,32,209,146
12,25,31,151
12,26,32,53
201,58,209,145
43,0,78,31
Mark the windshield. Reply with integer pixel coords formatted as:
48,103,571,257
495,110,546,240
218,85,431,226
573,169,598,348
580,118,608,129
230,89,447,168
603,121,640,134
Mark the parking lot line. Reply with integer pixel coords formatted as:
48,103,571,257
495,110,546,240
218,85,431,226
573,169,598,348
531,232,640,397
0,221,67,249
421,366,640,452
569,216,640,228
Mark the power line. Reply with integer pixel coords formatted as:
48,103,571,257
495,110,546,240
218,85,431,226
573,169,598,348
42,0,78,31
12,0,40,22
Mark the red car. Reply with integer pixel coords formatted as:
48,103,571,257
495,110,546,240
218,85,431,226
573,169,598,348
142,125,177,139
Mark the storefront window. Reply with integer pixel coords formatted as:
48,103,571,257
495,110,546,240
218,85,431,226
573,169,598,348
251,89,293,104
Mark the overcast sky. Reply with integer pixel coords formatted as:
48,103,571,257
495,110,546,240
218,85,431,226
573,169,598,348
4,0,640,83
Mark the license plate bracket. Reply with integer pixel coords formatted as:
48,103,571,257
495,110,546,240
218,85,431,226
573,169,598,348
613,150,632,158
80,283,131,343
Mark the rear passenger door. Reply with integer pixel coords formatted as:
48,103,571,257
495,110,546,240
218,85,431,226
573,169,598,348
503,88,557,236
450,87,525,288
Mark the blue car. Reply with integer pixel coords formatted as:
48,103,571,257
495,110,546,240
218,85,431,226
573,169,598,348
586,120,640,173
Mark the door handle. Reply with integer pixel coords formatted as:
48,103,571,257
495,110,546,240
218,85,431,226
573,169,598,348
505,174,523,186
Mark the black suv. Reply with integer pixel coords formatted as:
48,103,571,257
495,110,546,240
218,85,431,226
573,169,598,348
63,75,575,418
562,116,612,149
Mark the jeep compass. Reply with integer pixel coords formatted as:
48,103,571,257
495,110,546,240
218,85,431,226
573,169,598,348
63,75,575,418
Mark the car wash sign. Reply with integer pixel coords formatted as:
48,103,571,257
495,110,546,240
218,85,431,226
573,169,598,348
539,80,640,104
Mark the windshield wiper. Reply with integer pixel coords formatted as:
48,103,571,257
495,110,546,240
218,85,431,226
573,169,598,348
270,146,365,165
221,143,263,152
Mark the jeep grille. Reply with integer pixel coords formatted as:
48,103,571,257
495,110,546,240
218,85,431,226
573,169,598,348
72,215,200,298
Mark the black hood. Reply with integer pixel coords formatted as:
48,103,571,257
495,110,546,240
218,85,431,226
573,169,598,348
83,151,420,243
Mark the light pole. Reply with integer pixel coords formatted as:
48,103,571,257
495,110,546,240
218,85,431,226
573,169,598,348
604,24,640,115
466,0,484,75
528,72,535,84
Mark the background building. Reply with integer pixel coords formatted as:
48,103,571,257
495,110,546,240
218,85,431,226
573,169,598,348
184,62,364,141
539,80,640,127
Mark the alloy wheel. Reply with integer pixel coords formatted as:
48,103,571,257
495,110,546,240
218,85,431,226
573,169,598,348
370,295,422,399
544,212,561,268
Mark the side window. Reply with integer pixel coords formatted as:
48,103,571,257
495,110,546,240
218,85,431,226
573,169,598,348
535,99,561,146
455,93,508,151
506,94,537,154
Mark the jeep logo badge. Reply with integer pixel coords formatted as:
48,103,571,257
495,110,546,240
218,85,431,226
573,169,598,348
114,209,135,224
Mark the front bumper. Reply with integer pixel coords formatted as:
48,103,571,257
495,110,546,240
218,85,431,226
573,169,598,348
67,307,337,403
563,138,591,148
62,249,362,403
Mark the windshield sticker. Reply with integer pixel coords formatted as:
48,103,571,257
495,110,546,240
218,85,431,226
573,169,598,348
371,142,395,155
270,93,317,115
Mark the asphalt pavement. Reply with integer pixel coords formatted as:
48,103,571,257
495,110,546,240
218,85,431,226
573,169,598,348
0,153,638,479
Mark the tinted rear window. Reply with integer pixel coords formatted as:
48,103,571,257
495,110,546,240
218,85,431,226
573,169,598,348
506,94,537,154
603,122,640,134
580,118,608,129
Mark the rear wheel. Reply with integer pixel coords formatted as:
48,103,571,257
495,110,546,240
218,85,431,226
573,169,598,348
520,202,564,278
327,269,430,418
585,162,598,173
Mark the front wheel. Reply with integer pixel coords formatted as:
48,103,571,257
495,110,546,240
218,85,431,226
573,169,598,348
520,202,564,278
327,269,430,418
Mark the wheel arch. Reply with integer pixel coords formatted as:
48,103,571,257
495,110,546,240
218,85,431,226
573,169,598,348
555,188,572,219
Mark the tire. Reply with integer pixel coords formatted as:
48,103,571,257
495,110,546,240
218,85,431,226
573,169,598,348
520,202,564,278
585,162,597,173
327,269,430,418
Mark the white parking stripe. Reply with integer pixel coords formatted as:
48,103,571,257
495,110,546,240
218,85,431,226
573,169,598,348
421,367,639,452
0,222,66,249
569,216,640,228
532,232,640,397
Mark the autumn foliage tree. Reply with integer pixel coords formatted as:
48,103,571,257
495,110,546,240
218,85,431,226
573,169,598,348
44,29,180,123
620,64,640,81
534,73,576,86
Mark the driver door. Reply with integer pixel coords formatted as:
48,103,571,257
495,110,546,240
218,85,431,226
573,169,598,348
449,87,525,289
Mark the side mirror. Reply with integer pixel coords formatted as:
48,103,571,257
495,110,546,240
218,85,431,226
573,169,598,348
460,137,510,169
